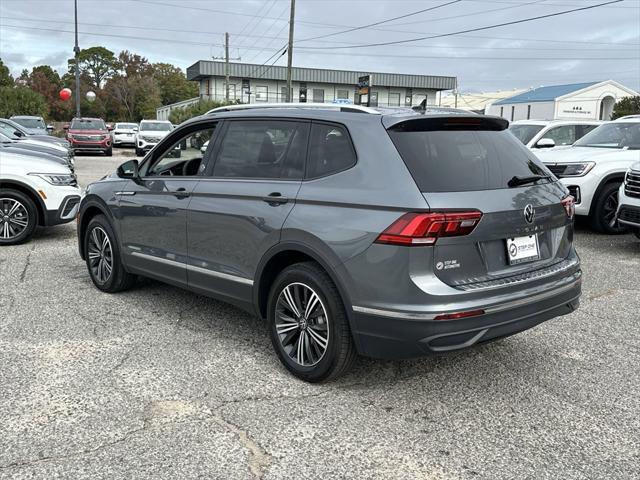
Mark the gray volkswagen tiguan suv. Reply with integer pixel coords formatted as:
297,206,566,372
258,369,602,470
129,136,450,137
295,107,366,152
77,103,582,382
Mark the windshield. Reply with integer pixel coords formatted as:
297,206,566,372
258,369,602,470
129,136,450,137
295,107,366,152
509,124,544,145
13,118,45,129
574,123,640,149
116,123,138,129
70,119,106,130
0,123,20,139
140,122,171,132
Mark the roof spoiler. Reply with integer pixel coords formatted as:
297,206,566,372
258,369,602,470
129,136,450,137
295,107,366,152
386,115,509,132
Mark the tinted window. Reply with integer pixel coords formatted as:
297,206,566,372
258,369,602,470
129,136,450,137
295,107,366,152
306,123,356,179
13,118,45,129
213,120,308,179
388,128,550,192
509,124,544,144
145,126,216,177
140,122,172,132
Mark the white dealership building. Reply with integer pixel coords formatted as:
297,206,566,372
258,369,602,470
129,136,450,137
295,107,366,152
485,80,637,122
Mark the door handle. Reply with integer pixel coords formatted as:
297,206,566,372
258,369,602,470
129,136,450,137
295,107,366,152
174,187,190,199
262,192,289,205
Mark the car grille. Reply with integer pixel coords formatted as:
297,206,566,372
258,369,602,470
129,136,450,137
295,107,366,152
618,206,640,226
625,170,640,198
74,135,103,141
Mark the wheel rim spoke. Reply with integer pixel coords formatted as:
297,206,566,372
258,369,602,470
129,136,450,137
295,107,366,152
0,198,29,239
275,282,330,367
88,226,113,284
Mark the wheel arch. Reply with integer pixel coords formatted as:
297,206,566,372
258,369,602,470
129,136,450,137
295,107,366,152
78,196,117,260
0,180,46,226
254,242,356,335
588,172,626,216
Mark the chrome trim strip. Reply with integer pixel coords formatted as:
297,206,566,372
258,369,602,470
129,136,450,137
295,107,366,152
187,263,253,286
618,218,640,228
130,251,253,285
115,191,136,196
352,274,581,321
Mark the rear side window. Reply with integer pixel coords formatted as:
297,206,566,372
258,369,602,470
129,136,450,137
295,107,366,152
306,123,356,179
213,120,308,180
388,127,549,192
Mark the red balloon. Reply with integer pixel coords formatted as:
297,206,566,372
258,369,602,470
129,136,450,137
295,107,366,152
59,88,72,101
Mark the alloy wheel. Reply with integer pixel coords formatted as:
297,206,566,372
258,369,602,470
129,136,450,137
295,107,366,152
87,226,113,283
275,282,330,367
0,198,29,240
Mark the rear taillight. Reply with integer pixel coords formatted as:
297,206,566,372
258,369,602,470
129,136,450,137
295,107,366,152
434,309,485,321
375,211,482,246
561,195,575,219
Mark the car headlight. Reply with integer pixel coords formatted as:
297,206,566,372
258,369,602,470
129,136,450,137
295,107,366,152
559,162,596,177
29,173,76,186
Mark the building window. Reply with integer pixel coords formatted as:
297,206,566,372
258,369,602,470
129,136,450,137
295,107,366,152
227,84,236,100
388,92,401,107
500,106,504,118
510,106,515,121
203,79,210,97
527,104,531,120
337,89,349,100
312,89,325,103
255,86,268,102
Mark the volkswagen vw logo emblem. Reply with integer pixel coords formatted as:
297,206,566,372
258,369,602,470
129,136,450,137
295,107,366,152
524,204,535,224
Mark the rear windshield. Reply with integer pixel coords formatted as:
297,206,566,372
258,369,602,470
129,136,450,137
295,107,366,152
140,122,171,132
13,118,45,129
509,124,544,145
116,123,138,129
388,127,550,192
71,119,106,130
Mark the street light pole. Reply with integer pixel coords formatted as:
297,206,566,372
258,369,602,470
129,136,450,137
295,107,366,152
286,0,295,103
73,0,81,118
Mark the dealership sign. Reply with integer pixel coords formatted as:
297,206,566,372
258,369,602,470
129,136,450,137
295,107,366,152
357,75,372,107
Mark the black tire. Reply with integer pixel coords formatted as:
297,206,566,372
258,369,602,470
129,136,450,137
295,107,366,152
0,189,38,246
135,147,143,157
84,214,136,292
105,147,113,157
267,262,357,382
590,182,628,234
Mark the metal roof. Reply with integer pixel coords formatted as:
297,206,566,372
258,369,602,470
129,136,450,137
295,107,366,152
187,60,456,91
493,82,599,105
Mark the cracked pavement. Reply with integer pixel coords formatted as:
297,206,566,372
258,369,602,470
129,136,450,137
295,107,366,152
1,152,639,479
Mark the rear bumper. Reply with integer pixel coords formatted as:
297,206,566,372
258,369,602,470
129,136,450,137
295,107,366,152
351,270,581,359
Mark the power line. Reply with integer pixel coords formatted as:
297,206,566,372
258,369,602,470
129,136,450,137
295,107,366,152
299,0,627,49
297,0,462,42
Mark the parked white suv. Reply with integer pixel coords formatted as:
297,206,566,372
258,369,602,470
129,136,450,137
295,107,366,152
0,150,81,245
536,118,640,233
509,120,601,149
135,120,173,156
616,162,640,239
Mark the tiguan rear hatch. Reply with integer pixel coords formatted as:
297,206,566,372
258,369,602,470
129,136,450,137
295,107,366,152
384,115,575,288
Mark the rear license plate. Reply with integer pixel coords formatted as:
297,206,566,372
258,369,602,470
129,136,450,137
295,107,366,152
506,235,540,265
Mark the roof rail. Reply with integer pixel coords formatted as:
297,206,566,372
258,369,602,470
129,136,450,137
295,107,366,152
206,102,381,115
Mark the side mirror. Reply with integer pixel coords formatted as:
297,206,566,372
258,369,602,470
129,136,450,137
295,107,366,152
107,124,114,131
13,130,24,137
117,159,140,179
63,124,70,130
46,124,54,132
133,127,139,132
536,138,556,149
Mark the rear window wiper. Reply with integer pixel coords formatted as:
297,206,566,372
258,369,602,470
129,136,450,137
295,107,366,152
508,174,551,188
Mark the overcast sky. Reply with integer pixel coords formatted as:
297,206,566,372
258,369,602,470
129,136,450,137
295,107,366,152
1,0,639,94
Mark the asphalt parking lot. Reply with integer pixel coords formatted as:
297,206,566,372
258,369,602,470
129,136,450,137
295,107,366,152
1,149,639,480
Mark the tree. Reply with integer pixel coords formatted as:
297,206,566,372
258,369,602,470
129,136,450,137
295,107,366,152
0,86,48,118
0,58,13,87
151,63,198,106
612,96,640,119
68,46,119,89
168,99,234,124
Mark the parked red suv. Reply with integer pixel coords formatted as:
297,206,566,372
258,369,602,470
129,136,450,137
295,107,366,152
65,118,112,156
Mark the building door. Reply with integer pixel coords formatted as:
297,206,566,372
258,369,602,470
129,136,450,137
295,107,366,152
312,89,324,103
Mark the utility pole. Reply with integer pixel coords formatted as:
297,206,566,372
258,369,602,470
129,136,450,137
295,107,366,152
73,0,81,117
212,33,240,103
286,0,296,103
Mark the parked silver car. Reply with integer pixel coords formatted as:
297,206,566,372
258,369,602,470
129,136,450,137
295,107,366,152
77,104,581,382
